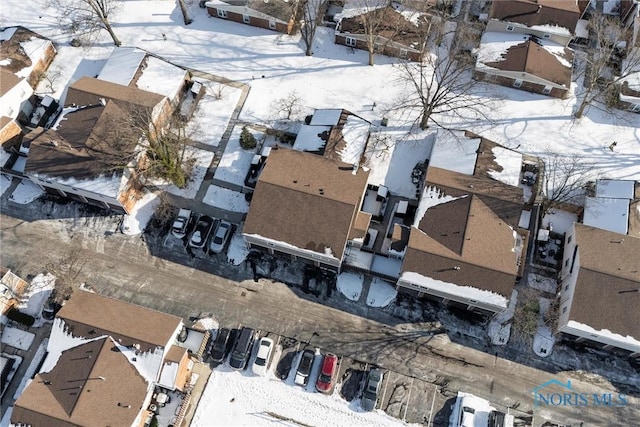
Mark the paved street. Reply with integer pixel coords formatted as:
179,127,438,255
1,208,638,426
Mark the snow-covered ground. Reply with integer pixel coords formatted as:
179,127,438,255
226,223,250,265
214,126,264,187
192,365,413,427
527,273,558,294
366,278,397,308
121,192,159,235
0,174,12,197
203,185,249,213
17,272,56,327
533,298,556,358
488,290,518,346
337,272,364,301
8,180,44,204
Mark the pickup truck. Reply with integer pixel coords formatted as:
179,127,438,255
171,208,191,238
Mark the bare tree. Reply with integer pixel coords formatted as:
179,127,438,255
540,151,599,217
270,90,305,121
574,11,640,118
511,287,540,341
49,0,122,46
390,21,491,129
45,247,88,304
177,0,193,25
300,0,324,56
357,0,399,66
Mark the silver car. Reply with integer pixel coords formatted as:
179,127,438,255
361,368,384,411
209,220,232,254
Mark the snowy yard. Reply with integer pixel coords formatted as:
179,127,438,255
203,185,249,213
0,327,34,351
192,365,412,427
214,126,264,187
337,272,364,301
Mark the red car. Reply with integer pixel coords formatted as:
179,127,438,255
315,353,338,393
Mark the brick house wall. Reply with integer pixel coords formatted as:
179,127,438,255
335,34,422,62
26,41,57,88
206,7,292,34
474,70,569,99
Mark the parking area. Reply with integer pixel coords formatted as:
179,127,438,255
201,325,456,426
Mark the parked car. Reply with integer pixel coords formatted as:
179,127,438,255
189,215,215,249
209,328,231,363
315,353,338,393
209,220,232,254
251,337,275,376
361,368,384,411
294,349,315,386
171,208,191,238
229,327,255,370
458,405,475,427
488,410,514,427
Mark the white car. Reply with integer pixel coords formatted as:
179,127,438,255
209,220,232,254
252,337,274,376
171,208,191,238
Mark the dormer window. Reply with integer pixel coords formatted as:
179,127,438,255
543,33,550,39
506,25,514,31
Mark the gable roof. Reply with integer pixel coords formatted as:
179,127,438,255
12,337,148,427
65,76,165,109
244,147,369,259
56,290,182,353
402,193,519,298
208,0,298,23
569,223,640,340
489,0,581,33
0,26,53,93
477,33,573,88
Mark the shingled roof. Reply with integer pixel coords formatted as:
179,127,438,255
489,0,581,33
244,147,369,260
57,290,182,353
12,337,148,427
568,223,640,340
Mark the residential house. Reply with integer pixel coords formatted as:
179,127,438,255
474,32,574,98
487,0,587,47
0,26,56,145
21,64,186,213
205,0,300,34
334,0,432,61
11,289,200,426
395,131,530,313
620,0,639,30
557,222,640,356
243,147,370,271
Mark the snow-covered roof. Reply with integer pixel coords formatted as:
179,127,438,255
49,172,127,199
310,109,342,126
338,114,370,165
413,185,466,227
293,124,330,152
529,24,571,36
400,271,508,309
566,320,640,351
595,179,635,199
583,196,630,235
97,47,146,87
136,56,186,101
244,233,339,261
428,130,480,175
488,146,522,186
477,32,572,70
334,0,388,21
0,27,18,41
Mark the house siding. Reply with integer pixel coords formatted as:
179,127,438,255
334,34,422,62
206,7,292,34
474,70,569,99
26,41,57,88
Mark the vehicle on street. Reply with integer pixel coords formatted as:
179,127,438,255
229,327,255,370
209,328,231,363
209,220,233,254
251,337,275,376
361,368,384,411
171,208,192,238
488,410,514,427
294,349,315,386
315,353,338,393
189,215,215,249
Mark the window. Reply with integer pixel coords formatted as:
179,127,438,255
562,306,568,314
506,25,514,31
399,49,407,58
631,104,640,113
269,20,276,30
513,79,523,88
243,14,250,23
346,36,356,47
567,235,572,244
542,85,552,95
217,9,227,18
565,284,569,291
543,33,550,39
565,259,570,268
